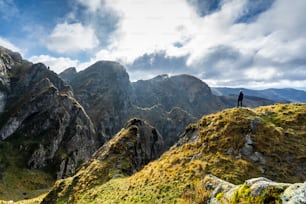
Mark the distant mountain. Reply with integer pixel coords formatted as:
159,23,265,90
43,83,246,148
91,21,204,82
40,103,306,203
212,87,306,103
58,67,77,83
131,74,222,118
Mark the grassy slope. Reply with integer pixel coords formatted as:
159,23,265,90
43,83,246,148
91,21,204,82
14,103,306,203
0,139,54,201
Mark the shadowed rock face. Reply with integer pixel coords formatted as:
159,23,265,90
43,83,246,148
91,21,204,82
42,118,164,204
131,74,222,117
0,47,99,179
70,61,132,141
59,67,77,83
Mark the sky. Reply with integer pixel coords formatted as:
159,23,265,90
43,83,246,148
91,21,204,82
1,0,306,90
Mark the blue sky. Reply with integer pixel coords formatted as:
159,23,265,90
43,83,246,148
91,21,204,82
1,0,306,90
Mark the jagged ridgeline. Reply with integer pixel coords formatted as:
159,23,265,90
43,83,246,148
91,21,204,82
41,103,306,203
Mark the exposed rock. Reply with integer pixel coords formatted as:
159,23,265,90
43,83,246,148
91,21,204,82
281,182,306,203
70,61,131,141
59,67,77,83
201,174,305,204
131,74,222,118
42,118,164,203
0,50,100,179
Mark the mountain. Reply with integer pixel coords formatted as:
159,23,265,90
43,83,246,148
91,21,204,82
41,118,164,203
0,47,100,200
37,103,306,203
131,74,222,118
58,67,77,83
63,65,274,149
212,87,306,103
0,45,280,202
69,61,131,142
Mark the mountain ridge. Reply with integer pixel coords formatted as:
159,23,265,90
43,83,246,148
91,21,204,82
212,87,306,103
36,103,306,203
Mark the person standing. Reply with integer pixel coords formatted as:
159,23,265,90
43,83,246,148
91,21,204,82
237,90,243,107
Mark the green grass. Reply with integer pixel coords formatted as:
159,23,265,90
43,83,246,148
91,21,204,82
10,103,306,203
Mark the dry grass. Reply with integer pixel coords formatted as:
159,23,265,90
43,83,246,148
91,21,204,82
28,103,306,203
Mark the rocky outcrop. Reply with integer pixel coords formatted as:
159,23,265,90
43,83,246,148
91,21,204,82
0,72,99,178
0,48,100,179
69,61,132,141
0,46,31,112
59,67,77,83
42,118,164,203
201,174,306,204
130,105,196,150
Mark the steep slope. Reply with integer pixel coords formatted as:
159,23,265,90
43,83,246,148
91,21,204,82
41,118,164,203
0,47,100,200
38,103,306,203
69,61,132,141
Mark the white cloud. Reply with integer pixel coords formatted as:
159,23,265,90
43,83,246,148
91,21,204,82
29,55,79,73
0,37,21,52
24,0,306,90
96,0,197,63
46,22,99,54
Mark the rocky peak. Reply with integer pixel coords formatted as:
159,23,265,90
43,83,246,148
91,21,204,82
70,60,132,140
59,67,77,83
0,46,32,113
42,118,164,203
0,46,25,72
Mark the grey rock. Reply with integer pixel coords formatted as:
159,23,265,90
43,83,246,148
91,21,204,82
281,182,306,203
202,175,304,204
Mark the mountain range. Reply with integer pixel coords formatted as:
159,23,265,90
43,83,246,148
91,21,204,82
0,45,305,203
212,87,306,103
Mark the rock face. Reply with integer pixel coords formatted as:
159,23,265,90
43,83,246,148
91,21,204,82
58,67,77,83
0,47,99,179
201,174,306,204
131,74,222,117
42,118,164,204
70,61,132,141
0,46,31,112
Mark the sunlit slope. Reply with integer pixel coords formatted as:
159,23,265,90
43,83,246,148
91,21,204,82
41,103,306,203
